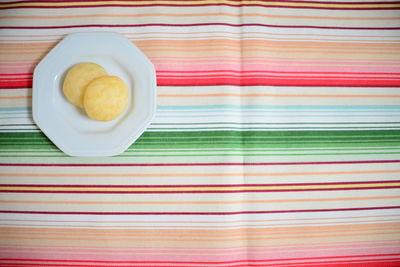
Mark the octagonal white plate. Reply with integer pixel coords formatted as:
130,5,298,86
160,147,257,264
33,32,156,157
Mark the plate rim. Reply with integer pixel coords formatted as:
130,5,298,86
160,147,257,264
32,31,157,157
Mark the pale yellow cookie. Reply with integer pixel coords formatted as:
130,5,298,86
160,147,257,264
83,76,129,122
63,62,107,108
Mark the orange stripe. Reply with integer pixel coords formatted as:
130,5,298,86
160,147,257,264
1,57,398,67
142,48,400,55
1,13,399,20
2,49,397,56
1,218,399,229
0,59,398,68
0,96,31,99
1,232,396,248
2,223,397,235
2,245,399,257
1,227,398,241
151,56,400,62
4,48,396,56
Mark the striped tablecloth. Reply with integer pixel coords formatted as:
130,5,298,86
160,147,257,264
1,1,400,266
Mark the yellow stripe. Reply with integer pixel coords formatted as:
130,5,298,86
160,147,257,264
1,183,399,192
1,1,399,9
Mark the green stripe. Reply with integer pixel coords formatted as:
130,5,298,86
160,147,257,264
2,152,400,158
1,130,400,138
1,131,400,151
1,131,399,139
1,136,398,142
2,147,400,153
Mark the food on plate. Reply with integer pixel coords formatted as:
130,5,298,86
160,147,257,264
83,75,128,122
62,63,129,122
63,62,107,108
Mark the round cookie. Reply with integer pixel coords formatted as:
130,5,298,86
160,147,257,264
83,76,128,122
63,62,107,108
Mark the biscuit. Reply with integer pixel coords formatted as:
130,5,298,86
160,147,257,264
63,62,107,108
83,76,128,122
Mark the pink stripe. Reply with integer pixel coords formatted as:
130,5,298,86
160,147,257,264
2,58,400,67
155,73,400,78
1,160,400,167
151,59,400,66
1,249,399,263
2,61,400,75
154,64,400,74
156,76,400,80
156,70,400,76
4,65,400,75
0,63,31,67
6,71,400,79
146,56,400,64
0,67,31,73
4,240,399,252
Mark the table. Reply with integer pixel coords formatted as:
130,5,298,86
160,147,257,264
1,1,400,266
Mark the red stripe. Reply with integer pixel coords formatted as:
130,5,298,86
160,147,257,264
13,75,400,81
4,75,400,88
4,84,400,89
0,79,32,81
1,23,400,30
0,80,31,89
0,74,32,76
156,77,400,87
1,160,399,167
156,71,400,76
2,262,400,267
271,259,400,267
157,76,400,81
1,186,399,194
157,71,400,76
3,79,400,88
156,75,400,79
4,0,400,5
4,71,400,77
2,254,400,264
6,74,400,80
1,3,399,10
0,206,399,215
160,75,400,80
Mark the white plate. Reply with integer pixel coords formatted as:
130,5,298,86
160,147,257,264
33,32,156,157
